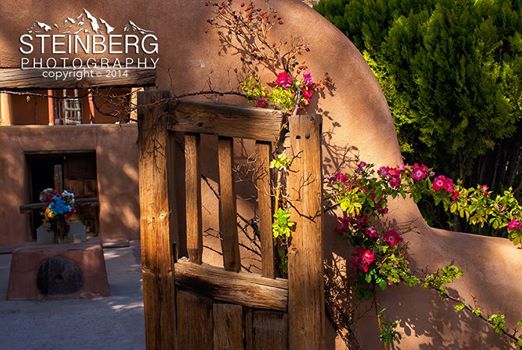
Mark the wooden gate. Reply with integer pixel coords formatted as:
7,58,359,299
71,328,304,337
138,91,325,350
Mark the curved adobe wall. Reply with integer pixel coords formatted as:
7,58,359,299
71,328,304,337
1,1,520,348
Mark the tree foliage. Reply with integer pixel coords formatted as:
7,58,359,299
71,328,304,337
316,0,522,201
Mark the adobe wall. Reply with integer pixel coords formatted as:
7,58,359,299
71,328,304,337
0,1,520,349
0,125,139,247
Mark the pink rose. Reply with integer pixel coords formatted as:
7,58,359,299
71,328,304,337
432,175,447,191
275,71,293,88
256,99,268,108
330,172,348,183
351,246,375,273
365,226,378,239
451,191,460,201
507,219,522,231
384,229,402,247
412,163,428,181
335,216,351,234
301,86,314,102
303,71,313,86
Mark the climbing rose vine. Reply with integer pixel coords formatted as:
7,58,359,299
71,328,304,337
327,160,522,348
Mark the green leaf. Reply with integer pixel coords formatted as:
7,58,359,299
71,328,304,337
454,302,466,312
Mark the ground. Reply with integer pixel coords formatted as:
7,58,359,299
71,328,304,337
0,241,145,350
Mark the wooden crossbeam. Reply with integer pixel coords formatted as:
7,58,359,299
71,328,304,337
174,260,288,311
169,101,284,142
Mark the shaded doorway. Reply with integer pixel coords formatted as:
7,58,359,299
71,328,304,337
25,151,99,240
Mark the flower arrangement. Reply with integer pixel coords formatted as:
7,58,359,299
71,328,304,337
241,70,321,113
39,188,76,242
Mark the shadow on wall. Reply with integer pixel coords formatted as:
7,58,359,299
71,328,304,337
95,126,140,243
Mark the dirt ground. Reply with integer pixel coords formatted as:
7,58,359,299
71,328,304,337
0,241,145,350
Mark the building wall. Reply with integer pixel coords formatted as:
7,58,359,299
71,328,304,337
0,124,139,247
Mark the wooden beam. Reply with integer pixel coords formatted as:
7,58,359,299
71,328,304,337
170,101,284,142
138,90,177,350
174,260,288,311
0,68,156,89
287,115,325,350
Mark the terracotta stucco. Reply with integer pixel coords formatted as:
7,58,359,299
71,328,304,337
0,1,521,349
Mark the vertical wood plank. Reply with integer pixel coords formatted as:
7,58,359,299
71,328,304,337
138,90,177,350
54,164,63,192
213,303,244,350
255,142,275,278
185,133,203,263
217,136,241,272
171,132,187,259
177,290,213,350
244,308,254,350
253,311,288,350
287,115,325,350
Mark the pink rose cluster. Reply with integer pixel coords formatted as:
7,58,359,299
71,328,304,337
378,166,402,188
351,246,375,273
274,70,319,106
507,219,522,231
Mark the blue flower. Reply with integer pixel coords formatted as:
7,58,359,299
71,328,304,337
49,197,72,216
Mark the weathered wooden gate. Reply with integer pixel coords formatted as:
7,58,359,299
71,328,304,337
138,91,325,350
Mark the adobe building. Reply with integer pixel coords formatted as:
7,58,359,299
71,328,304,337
0,1,521,349
0,88,140,248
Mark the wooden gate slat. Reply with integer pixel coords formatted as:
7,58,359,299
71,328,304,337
287,115,325,350
184,133,203,264
217,136,241,272
177,290,213,350
255,142,275,278
253,310,288,350
138,90,177,350
213,304,244,350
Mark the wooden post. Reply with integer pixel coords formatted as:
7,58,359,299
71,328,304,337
138,90,177,350
287,115,325,350
0,93,13,125
47,90,55,125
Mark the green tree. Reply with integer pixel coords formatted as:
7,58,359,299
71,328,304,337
316,0,522,231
